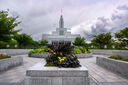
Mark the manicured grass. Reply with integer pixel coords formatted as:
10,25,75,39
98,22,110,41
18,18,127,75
109,55,128,62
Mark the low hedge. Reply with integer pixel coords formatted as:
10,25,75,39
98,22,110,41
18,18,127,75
0,54,11,59
109,55,128,62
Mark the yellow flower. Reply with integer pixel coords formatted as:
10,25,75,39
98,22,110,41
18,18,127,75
58,57,66,63
41,48,44,51
53,52,56,54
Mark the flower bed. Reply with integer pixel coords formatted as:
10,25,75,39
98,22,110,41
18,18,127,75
28,47,92,59
45,44,81,68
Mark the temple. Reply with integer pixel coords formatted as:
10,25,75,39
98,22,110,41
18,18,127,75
42,9,80,45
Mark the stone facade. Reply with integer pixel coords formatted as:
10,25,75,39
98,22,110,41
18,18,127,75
96,56,128,78
42,11,80,45
25,62,90,85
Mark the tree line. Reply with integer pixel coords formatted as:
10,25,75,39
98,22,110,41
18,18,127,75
0,9,128,49
73,27,128,49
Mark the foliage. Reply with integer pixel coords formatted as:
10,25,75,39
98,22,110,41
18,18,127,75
28,48,51,55
91,32,112,48
14,33,33,46
109,55,128,62
72,48,92,54
115,27,128,47
73,37,85,46
0,10,21,42
40,40,48,46
0,54,11,59
45,44,81,68
0,41,7,48
73,48,81,54
8,40,18,48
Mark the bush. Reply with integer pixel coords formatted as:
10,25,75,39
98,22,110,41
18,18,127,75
72,48,92,54
109,56,128,62
73,48,81,54
0,54,11,59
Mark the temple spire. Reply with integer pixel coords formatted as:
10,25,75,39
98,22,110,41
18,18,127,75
61,8,62,16
59,9,64,28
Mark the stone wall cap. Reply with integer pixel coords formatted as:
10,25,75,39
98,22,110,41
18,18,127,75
26,62,88,77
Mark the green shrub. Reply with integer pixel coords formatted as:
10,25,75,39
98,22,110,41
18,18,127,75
87,49,92,53
73,48,81,54
109,55,128,62
0,54,11,59
79,48,86,53
28,49,38,55
72,48,92,54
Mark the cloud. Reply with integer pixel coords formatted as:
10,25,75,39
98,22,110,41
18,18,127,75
0,0,128,41
71,5,128,41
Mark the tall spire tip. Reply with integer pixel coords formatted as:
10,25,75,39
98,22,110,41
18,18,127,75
61,8,62,16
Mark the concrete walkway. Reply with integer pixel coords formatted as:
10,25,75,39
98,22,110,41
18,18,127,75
0,54,128,85
79,55,128,85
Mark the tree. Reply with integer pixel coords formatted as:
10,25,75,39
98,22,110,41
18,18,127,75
14,33,33,47
115,27,128,48
9,40,18,48
0,41,7,48
73,37,85,46
40,40,48,46
0,10,21,42
91,32,112,48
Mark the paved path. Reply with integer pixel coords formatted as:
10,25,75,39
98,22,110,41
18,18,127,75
0,55,42,85
0,54,128,85
79,55,128,85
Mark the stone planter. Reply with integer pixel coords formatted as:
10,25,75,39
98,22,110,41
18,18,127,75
0,56,23,71
96,56,128,78
25,61,90,85
76,53,93,58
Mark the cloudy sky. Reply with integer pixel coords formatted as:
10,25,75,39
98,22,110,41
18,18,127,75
0,0,128,41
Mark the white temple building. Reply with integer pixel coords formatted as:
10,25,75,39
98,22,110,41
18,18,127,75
42,10,80,45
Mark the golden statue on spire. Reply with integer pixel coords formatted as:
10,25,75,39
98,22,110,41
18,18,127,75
61,8,62,16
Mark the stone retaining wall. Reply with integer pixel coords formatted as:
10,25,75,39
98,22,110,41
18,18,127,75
96,56,128,78
0,49,31,55
76,53,93,58
0,56,23,71
29,53,50,58
91,50,128,59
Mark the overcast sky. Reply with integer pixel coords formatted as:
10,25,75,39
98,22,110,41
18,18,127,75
0,0,128,41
